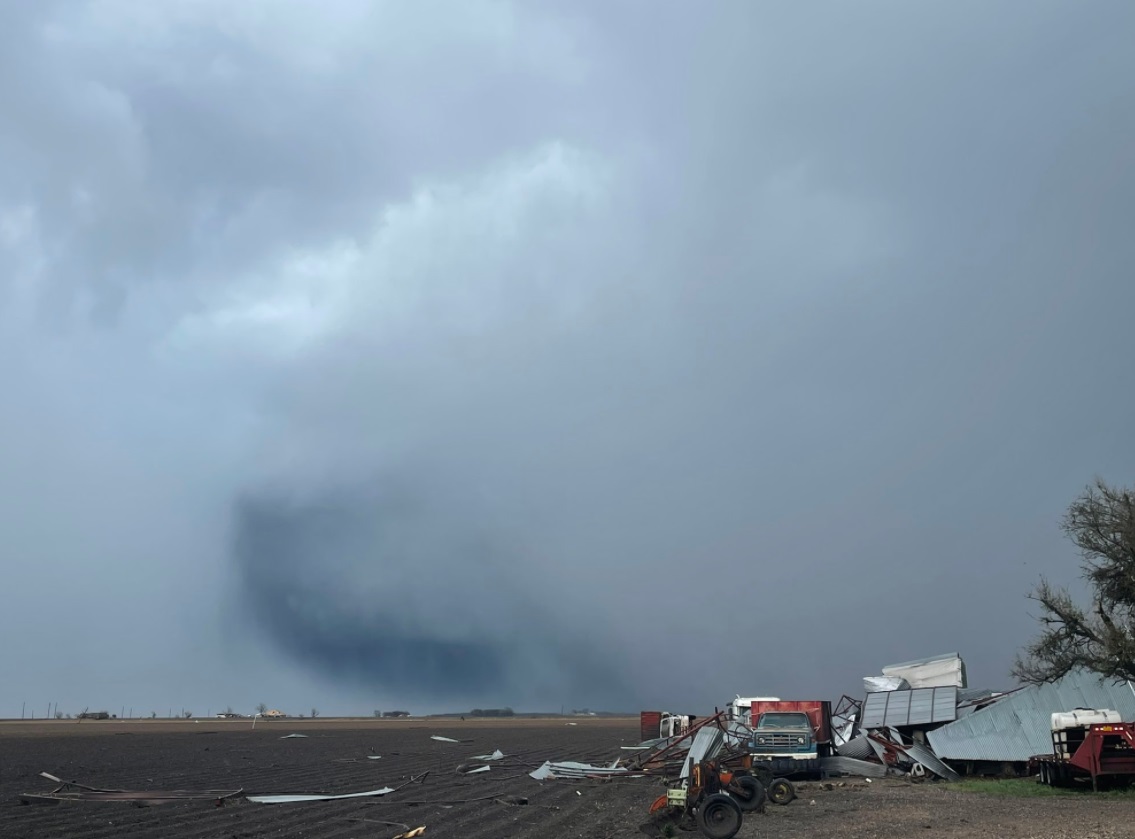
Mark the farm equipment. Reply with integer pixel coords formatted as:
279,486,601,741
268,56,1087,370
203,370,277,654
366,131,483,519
648,759,765,839
1029,709,1135,791
639,711,802,838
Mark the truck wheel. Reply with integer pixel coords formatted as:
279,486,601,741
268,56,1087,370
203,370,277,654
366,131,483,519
728,774,766,812
768,778,796,805
696,793,743,839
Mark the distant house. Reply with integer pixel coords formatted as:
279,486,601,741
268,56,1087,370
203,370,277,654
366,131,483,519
382,710,411,718
78,711,111,720
263,709,287,718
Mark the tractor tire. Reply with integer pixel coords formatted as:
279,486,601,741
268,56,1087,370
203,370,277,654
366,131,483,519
696,793,743,839
727,774,766,813
768,778,796,805
749,764,774,787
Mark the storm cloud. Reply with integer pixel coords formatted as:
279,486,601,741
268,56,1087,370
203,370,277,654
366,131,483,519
2,1,1134,717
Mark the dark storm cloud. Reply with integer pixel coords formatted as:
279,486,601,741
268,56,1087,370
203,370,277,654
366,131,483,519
232,479,633,707
1,1,1133,717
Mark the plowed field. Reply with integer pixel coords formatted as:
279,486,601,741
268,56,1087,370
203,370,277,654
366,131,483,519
2,718,1134,838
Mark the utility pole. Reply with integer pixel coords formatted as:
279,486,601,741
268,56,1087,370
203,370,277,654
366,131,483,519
21,701,25,719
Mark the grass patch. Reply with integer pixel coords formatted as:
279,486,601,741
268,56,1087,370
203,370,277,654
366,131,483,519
956,778,1135,798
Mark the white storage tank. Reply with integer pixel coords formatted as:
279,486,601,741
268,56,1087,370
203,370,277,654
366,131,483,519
1050,708,1122,732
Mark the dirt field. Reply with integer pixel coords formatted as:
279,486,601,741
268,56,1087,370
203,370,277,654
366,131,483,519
2,717,1135,838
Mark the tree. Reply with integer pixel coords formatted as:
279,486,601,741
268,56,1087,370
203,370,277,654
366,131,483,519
1014,478,1135,684
311,707,319,718
256,703,268,715
183,710,194,719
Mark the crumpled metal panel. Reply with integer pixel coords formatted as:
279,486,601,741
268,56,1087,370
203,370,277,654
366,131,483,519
679,726,724,779
897,740,961,782
834,735,875,760
927,672,1135,762
820,756,886,778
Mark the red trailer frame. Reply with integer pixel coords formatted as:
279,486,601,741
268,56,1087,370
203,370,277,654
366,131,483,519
1031,722,1135,791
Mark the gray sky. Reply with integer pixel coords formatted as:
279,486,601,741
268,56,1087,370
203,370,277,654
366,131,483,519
2,1,1133,718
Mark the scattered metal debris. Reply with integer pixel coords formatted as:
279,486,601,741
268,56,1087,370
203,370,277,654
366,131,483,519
279,733,308,739
456,765,492,775
247,787,396,804
470,749,505,761
21,773,242,806
819,756,887,778
248,771,429,804
529,761,635,780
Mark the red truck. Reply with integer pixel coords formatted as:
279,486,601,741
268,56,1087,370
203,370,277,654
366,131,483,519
747,700,832,778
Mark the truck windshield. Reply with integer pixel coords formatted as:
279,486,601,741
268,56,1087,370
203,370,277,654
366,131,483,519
757,713,810,729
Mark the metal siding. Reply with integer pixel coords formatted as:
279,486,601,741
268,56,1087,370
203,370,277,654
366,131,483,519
927,672,1135,762
908,691,934,725
933,687,959,722
888,691,911,726
861,693,889,728
861,687,957,728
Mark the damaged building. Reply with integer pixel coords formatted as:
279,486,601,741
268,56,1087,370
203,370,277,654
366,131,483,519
835,652,1135,780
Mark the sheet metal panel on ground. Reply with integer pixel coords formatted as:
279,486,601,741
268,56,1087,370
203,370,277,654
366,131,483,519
927,671,1135,762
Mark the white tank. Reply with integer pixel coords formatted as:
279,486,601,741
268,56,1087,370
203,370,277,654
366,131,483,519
1050,708,1122,732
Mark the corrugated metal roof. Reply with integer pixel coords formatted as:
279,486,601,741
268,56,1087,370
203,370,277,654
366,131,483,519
861,687,958,728
927,671,1135,762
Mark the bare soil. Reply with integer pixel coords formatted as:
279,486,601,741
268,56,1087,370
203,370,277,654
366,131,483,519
1,718,1134,838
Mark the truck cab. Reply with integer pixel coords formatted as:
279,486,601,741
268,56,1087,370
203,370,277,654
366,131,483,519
748,711,816,760
659,712,690,739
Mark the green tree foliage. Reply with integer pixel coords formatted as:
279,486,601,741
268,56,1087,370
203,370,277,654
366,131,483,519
1014,478,1135,684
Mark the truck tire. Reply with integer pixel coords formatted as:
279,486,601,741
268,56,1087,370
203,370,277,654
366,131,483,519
728,774,766,812
768,778,796,805
696,793,743,839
